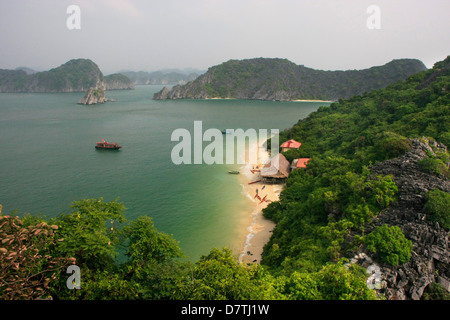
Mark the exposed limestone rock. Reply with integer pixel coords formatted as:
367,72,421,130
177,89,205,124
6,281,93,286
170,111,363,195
350,138,449,300
77,83,115,105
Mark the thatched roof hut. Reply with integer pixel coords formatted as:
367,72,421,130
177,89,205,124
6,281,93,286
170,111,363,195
261,153,291,183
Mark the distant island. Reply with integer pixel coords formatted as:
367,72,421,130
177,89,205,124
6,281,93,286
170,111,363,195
0,59,135,93
120,70,202,85
153,58,427,101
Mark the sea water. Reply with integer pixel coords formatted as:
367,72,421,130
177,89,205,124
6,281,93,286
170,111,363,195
0,85,329,261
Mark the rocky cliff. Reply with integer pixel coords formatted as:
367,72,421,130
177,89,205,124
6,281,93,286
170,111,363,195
77,83,114,105
351,138,449,300
153,58,427,101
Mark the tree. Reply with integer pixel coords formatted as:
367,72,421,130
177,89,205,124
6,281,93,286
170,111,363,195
0,215,73,299
52,198,126,269
365,225,412,266
180,248,281,300
424,189,450,229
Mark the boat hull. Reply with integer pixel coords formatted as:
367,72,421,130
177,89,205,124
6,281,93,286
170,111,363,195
95,146,122,150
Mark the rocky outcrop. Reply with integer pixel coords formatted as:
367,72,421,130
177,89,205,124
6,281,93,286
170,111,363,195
351,139,450,300
77,83,114,105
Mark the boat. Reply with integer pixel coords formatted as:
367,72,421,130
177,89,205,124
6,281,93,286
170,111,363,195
248,180,261,185
222,130,231,134
228,170,240,174
95,139,122,150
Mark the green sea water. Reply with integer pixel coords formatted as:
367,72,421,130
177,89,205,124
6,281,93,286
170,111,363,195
0,85,329,261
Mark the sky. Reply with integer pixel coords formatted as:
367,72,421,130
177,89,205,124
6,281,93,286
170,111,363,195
0,0,449,74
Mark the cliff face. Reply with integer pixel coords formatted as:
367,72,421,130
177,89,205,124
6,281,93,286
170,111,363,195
0,59,134,93
153,58,427,101
352,139,450,300
77,83,114,105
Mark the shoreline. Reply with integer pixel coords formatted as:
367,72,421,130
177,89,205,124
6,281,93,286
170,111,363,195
234,142,282,265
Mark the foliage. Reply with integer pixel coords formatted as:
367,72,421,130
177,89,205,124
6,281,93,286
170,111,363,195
424,189,450,229
178,248,282,300
262,55,449,275
0,59,104,92
365,225,412,266
277,261,377,300
422,282,450,300
52,198,126,269
159,57,427,100
418,157,450,178
0,215,73,299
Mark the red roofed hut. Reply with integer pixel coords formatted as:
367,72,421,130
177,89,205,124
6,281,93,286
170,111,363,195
280,139,301,153
291,158,310,171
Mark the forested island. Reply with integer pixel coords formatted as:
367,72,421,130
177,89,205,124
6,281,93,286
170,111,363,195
153,57,427,101
120,70,201,85
0,59,134,93
1,56,449,301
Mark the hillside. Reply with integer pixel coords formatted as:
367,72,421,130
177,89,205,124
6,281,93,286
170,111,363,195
153,58,427,101
104,73,135,90
0,59,134,93
261,55,450,299
120,70,200,85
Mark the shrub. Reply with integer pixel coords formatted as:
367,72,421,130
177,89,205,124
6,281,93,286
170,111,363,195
418,157,450,178
365,225,412,266
424,189,450,229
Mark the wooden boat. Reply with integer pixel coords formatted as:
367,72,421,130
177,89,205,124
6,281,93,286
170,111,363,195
248,180,261,185
95,139,122,150
228,171,240,174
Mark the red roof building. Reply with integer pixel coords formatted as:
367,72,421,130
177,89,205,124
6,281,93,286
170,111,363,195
281,139,302,152
291,158,310,170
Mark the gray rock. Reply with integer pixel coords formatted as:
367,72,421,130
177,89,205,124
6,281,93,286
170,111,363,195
354,138,450,300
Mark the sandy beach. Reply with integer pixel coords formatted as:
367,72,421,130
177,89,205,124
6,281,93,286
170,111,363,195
234,142,283,265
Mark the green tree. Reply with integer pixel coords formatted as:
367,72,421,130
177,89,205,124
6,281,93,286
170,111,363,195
52,198,126,269
365,225,412,266
180,248,281,300
424,189,450,229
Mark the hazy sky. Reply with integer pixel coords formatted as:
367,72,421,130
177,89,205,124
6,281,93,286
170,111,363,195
1,0,449,74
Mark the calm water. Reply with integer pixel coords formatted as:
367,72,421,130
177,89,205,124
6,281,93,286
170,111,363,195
0,86,328,260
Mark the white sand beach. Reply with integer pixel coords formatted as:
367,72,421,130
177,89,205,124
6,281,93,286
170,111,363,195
234,141,283,265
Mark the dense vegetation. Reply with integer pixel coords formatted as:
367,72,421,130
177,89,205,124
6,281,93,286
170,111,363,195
0,59,133,93
262,55,449,277
104,73,135,90
153,57,426,101
1,56,449,300
0,198,377,300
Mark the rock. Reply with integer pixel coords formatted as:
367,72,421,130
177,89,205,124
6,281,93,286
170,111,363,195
77,83,113,105
353,138,450,300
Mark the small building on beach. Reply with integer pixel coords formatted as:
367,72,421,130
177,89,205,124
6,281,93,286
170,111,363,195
291,158,310,171
280,139,301,153
261,153,291,184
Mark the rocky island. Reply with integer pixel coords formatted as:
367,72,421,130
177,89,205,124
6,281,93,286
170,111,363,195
153,58,427,101
77,83,115,105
